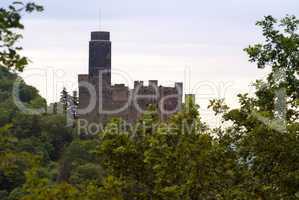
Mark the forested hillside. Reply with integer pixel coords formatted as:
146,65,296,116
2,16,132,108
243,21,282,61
0,1,298,200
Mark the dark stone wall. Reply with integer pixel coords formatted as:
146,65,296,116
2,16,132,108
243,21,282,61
89,31,111,86
78,31,183,126
78,76,183,125
91,31,110,40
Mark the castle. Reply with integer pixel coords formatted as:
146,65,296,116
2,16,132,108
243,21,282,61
78,31,183,125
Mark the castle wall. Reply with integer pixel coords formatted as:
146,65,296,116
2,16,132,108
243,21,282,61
78,76,182,125
78,31,183,126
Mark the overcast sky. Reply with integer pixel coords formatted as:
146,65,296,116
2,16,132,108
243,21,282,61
3,0,297,125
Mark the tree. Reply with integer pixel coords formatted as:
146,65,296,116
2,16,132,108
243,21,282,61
210,15,299,199
60,87,69,114
70,91,78,119
244,15,299,122
1,3,298,198
0,1,43,71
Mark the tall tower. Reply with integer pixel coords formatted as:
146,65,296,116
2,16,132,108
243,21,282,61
78,30,183,128
89,31,111,85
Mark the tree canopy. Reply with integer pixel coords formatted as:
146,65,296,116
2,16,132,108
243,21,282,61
0,1,298,199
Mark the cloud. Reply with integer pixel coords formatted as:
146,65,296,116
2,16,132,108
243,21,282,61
11,0,296,125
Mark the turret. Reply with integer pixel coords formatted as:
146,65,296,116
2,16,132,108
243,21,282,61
89,31,111,85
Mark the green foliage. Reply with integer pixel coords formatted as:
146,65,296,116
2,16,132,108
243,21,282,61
244,15,299,119
0,3,298,199
210,15,299,199
0,1,43,71
60,87,69,114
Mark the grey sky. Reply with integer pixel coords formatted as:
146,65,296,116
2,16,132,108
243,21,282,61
20,0,298,20
3,0,297,125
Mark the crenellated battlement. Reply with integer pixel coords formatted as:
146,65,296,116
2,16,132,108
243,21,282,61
78,31,185,125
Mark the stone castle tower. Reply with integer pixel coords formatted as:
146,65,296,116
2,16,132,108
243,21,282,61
78,31,183,125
